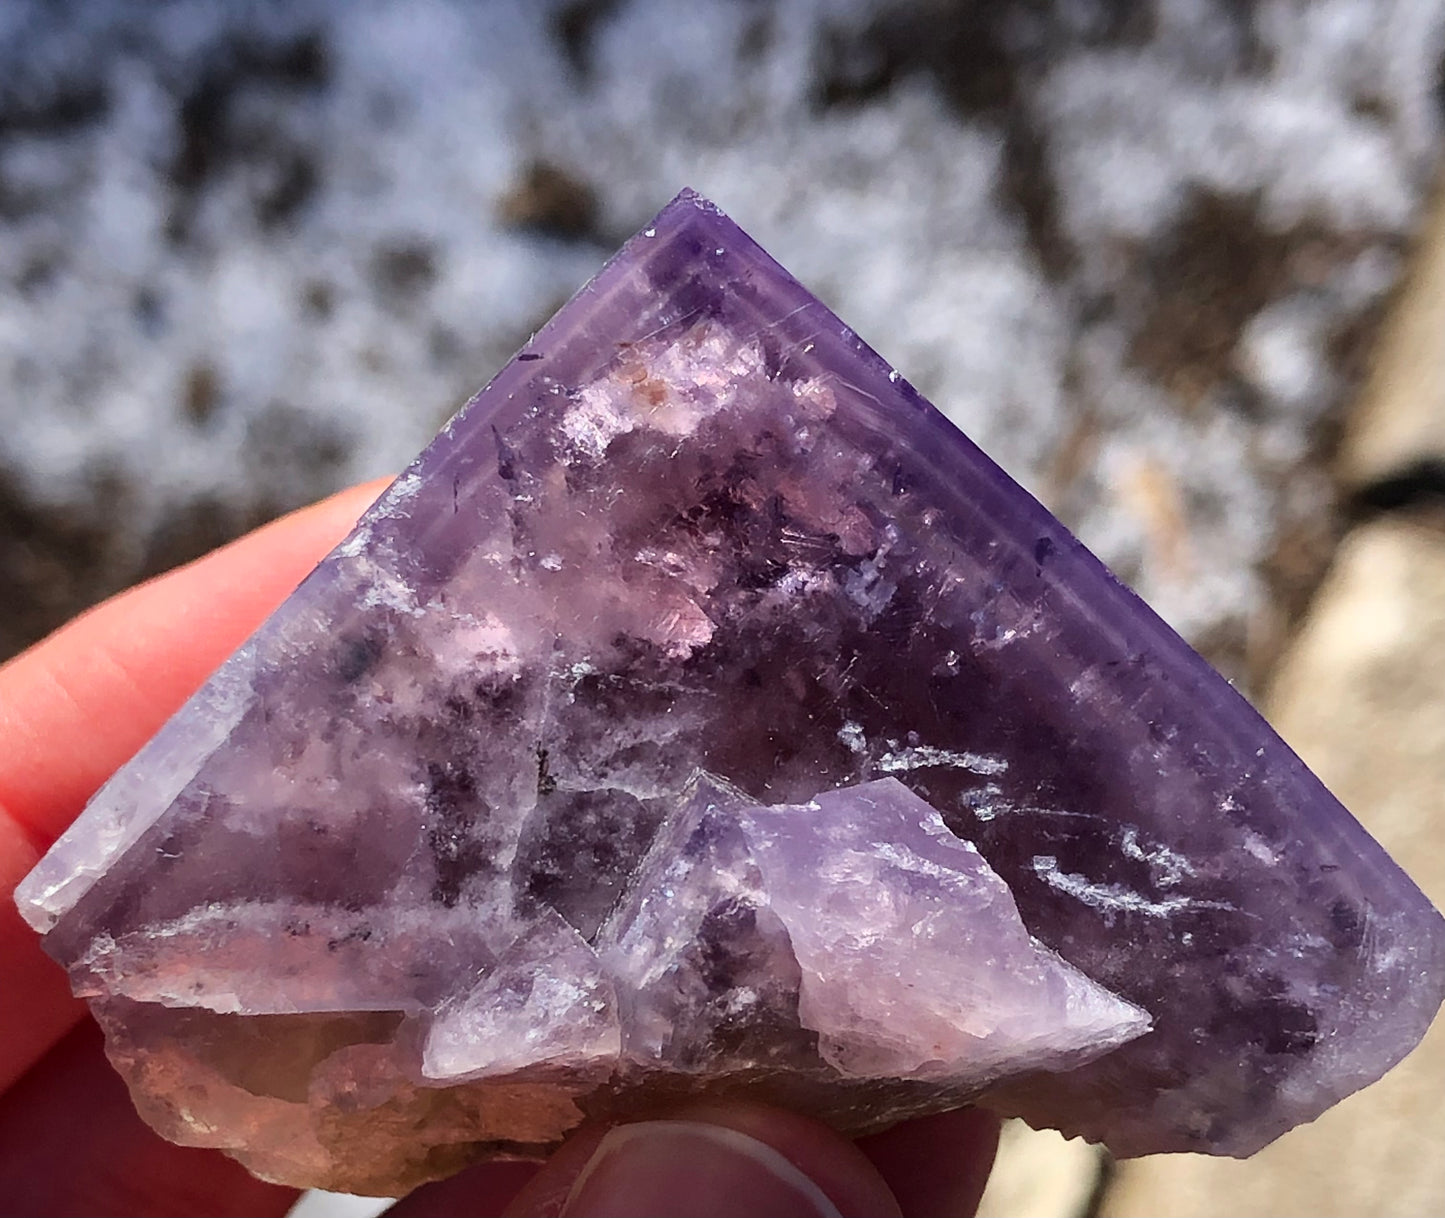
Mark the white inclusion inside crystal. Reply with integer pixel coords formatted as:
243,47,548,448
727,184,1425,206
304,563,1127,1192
871,840,981,881
842,555,895,618
1118,826,1198,887
1031,856,1236,920
968,797,1101,825
437,611,519,663
562,323,768,457
837,721,867,754
539,552,563,570
386,468,425,506
355,562,425,617
1241,829,1280,866
336,522,373,559
562,385,636,457
961,783,1105,826
789,375,837,419
772,568,833,599
725,987,759,1015
876,744,1008,777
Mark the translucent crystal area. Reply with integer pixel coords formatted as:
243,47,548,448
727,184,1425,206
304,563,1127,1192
86,778,1145,1192
16,191,1445,1193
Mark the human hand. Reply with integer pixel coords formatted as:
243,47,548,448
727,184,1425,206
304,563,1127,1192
0,482,999,1217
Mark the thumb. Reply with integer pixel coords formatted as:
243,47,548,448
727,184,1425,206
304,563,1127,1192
507,1105,903,1218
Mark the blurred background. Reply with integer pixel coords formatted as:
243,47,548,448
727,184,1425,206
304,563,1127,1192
3,2,1444,1216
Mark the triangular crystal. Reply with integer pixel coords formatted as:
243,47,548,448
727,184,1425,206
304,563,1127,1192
18,191,1445,1193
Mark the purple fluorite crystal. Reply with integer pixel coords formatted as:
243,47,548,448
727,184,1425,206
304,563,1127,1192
16,191,1445,1193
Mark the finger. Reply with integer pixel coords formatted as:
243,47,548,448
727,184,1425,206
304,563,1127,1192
382,1105,1000,1218
0,814,79,1108
491,1103,903,1218
856,1107,1000,1218
382,1160,542,1218
0,478,388,851
0,1016,297,1218
1,479,387,1094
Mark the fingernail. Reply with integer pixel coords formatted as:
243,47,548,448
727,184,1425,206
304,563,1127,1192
560,1120,844,1218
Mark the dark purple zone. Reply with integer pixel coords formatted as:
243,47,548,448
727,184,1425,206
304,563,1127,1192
51,191,1445,1155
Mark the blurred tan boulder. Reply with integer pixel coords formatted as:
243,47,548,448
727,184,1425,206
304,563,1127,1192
1341,187,1445,489
1103,514,1445,1218
976,1122,1106,1218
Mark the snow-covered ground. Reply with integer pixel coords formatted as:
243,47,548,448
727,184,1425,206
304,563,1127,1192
1,0,1442,679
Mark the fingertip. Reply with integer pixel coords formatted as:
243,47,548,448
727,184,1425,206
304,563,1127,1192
382,1160,541,1218
0,479,391,1093
503,1105,900,1218
856,1107,1000,1218
0,1018,297,1218
0,478,391,852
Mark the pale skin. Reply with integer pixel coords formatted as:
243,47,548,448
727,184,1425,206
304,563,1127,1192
0,482,998,1217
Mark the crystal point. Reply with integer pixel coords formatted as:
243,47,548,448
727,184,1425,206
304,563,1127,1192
16,189,1445,1192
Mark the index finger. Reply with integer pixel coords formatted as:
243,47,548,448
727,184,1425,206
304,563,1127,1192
1,479,386,1094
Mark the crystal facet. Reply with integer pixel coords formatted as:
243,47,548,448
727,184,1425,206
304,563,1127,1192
16,191,1445,1193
